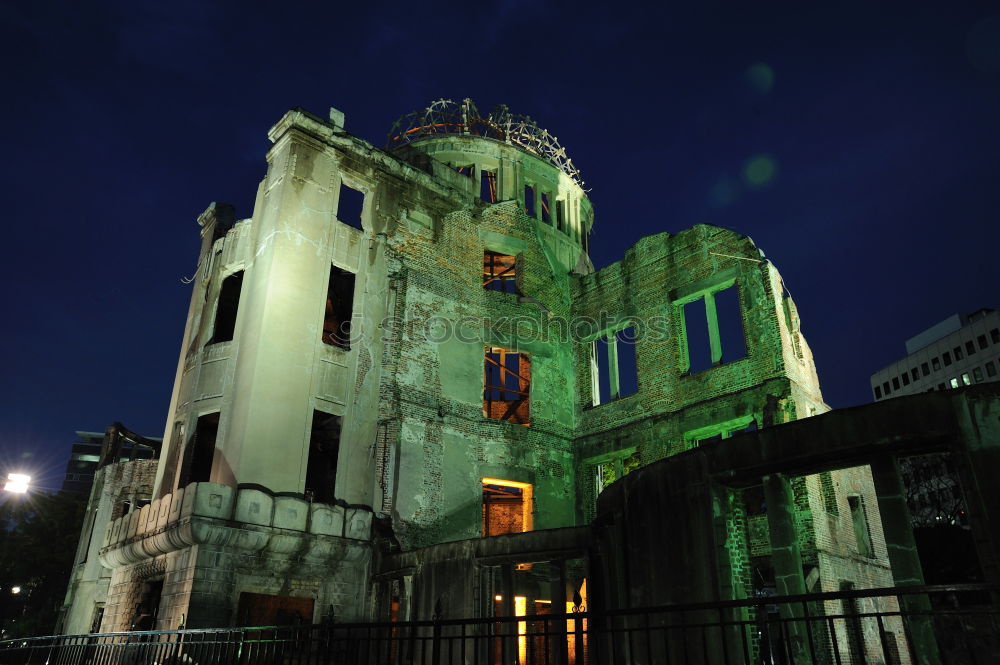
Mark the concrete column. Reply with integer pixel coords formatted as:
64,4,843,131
762,473,812,665
606,333,620,400
705,290,722,364
870,456,941,665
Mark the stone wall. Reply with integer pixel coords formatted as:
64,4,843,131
99,482,372,630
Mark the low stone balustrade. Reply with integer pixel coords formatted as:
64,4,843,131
99,482,373,568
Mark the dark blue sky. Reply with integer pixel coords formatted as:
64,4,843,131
2,1,998,486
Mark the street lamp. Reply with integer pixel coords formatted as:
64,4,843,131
3,474,29,494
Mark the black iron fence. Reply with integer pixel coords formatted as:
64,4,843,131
1,584,996,665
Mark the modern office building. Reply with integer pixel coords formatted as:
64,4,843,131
61,428,160,494
870,309,1000,401
869,309,1000,528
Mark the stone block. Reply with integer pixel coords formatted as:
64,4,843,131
155,495,171,530
344,507,372,540
125,509,140,540
273,496,308,531
180,483,198,521
309,503,344,537
169,486,186,524
235,488,273,526
192,483,235,520
137,503,152,537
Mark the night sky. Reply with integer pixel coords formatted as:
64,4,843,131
3,2,999,490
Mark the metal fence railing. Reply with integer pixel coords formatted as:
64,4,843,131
1,584,996,664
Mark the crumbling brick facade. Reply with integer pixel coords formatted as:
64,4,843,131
75,99,891,638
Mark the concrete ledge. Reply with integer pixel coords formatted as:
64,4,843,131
99,482,374,568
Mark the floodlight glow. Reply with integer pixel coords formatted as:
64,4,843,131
4,474,30,493
10,587,20,595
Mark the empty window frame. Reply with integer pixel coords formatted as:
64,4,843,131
966,340,977,355
483,251,518,294
892,377,900,390
523,184,536,217
921,362,930,377
978,334,988,350
305,411,340,504
323,265,355,349
910,368,920,381
683,416,758,450
901,372,910,387
555,200,566,233
540,192,552,223
954,346,964,361
973,367,984,383
453,164,474,178
987,361,997,377
992,328,1000,344
337,182,365,230
208,271,244,345
591,326,639,405
677,283,746,375
482,478,533,536
177,412,219,489
874,385,882,399
480,169,498,203
484,347,531,425
882,381,891,395
847,495,874,558
933,357,942,370
592,450,641,499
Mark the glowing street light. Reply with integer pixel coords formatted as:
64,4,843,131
9,587,20,595
4,474,30,494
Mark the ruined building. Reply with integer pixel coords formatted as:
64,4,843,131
63,100,898,643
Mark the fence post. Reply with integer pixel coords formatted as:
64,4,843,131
432,598,443,665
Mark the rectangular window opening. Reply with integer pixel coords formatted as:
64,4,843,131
323,265,355,349
208,271,244,345
901,373,910,386
992,328,1000,344
932,357,941,371
305,411,340,504
848,495,874,558
555,200,565,232
715,286,747,363
943,352,952,366
883,381,891,395
480,169,498,203
540,192,552,224
682,298,713,374
454,164,474,178
966,341,977,355
482,478,532,536
484,347,530,425
523,185,536,217
337,182,365,230
978,334,988,350
950,377,959,388
177,412,219,489
483,251,518,294
973,367,984,383
962,372,971,386
874,385,882,399
592,327,639,405
921,362,930,377
910,368,920,381
986,360,996,377
954,346,964,361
